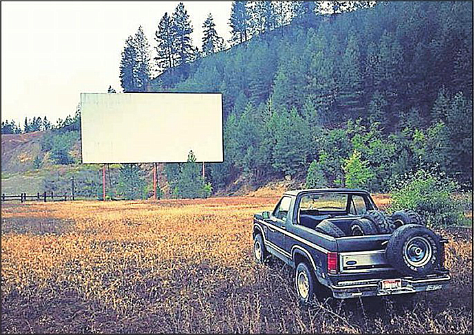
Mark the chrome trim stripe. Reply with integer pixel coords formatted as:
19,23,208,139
254,222,291,258
256,219,330,254
266,240,291,258
338,234,390,240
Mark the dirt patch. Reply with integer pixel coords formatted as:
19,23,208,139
1,217,74,235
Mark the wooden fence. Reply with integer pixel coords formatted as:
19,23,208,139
1,192,74,203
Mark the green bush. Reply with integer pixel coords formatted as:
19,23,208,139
343,150,375,189
305,160,327,188
389,169,466,227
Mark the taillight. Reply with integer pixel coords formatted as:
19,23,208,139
328,252,338,274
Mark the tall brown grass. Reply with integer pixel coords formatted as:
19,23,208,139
1,195,472,333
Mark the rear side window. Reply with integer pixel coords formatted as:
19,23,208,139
273,196,292,221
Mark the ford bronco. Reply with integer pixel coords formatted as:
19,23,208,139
252,189,450,303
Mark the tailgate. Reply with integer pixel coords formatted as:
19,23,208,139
336,234,392,273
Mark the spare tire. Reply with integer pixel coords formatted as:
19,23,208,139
315,220,345,238
386,224,441,277
391,210,424,230
349,218,378,236
362,210,392,234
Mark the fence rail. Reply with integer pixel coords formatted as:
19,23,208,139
1,192,74,203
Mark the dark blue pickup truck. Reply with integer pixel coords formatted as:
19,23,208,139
253,189,450,303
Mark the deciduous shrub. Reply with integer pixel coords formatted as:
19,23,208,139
389,169,466,227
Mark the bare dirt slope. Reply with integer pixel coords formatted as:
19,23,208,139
1,131,44,173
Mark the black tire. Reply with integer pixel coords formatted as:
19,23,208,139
349,218,378,236
253,234,268,264
362,210,392,234
295,262,317,304
391,210,424,230
315,220,345,238
386,224,441,277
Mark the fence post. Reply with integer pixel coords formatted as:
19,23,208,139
51,191,54,201
71,176,75,201
64,194,66,201
44,191,47,202
2,194,5,201
37,192,40,200
20,193,24,203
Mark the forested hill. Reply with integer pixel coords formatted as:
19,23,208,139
150,1,472,192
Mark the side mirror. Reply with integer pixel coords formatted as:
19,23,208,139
262,211,270,220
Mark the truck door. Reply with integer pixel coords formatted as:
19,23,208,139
268,196,291,252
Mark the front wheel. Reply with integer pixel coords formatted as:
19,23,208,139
253,234,267,264
295,262,316,304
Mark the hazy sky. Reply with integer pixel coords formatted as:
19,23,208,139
1,1,233,125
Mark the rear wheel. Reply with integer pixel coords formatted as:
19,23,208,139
295,262,317,304
253,234,267,264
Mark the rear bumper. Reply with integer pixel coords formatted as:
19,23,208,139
329,274,451,299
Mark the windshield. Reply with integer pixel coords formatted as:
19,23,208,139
299,193,349,212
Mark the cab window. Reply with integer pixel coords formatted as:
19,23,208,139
273,196,292,221
349,195,368,215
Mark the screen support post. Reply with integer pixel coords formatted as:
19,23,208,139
102,164,106,201
153,163,157,200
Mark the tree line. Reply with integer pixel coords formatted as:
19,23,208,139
119,1,374,93
158,1,472,191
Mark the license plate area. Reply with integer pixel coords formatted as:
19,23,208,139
381,279,402,290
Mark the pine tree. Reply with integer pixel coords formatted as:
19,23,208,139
292,1,317,27
248,1,276,36
174,150,209,198
202,13,224,57
306,160,327,188
24,117,30,133
134,26,151,92
271,107,311,177
119,27,151,92
107,85,117,93
155,12,176,72
43,116,51,130
229,1,250,46
338,34,364,120
172,2,195,66
119,35,138,92
431,87,450,122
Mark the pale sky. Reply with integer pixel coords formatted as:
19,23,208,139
1,1,233,125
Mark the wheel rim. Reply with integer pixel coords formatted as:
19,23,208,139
297,270,310,300
254,240,262,261
393,219,404,229
403,236,432,267
351,225,364,236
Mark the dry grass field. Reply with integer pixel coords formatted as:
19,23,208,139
1,195,472,333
